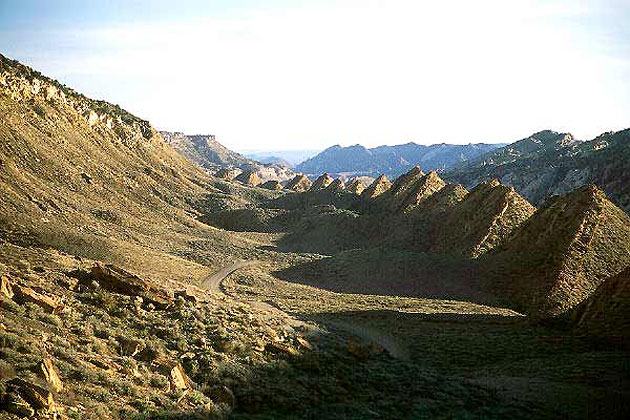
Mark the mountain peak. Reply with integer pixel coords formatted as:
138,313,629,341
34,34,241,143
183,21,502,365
286,174,312,192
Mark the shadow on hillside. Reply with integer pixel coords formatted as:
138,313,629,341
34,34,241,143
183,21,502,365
273,249,504,307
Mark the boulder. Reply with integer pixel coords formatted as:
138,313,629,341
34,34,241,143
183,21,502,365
12,284,64,314
89,264,172,309
296,336,314,351
160,362,192,390
265,341,299,356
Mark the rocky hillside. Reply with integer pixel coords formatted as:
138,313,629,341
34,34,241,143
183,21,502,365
0,53,312,419
413,180,536,258
162,131,296,182
296,142,503,179
445,129,630,213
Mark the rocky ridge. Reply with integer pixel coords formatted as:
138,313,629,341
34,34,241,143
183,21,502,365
309,173,334,191
361,175,392,199
484,185,630,316
285,174,312,192
254,166,629,319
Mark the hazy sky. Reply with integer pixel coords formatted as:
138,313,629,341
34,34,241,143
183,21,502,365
1,0,628,150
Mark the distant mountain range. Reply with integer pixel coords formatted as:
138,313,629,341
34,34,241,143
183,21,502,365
444,129,630,213
244,150,321,167
295,142,505,179
256,156,294,168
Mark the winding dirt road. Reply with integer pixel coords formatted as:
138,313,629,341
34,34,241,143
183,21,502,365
201,260,410,360
200,261,259,293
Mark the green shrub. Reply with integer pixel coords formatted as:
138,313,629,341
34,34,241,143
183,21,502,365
34,104,46,118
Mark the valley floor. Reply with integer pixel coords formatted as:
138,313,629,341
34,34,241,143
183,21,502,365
218,245,629,419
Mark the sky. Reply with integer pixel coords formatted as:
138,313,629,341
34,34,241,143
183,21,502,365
1,0,629,151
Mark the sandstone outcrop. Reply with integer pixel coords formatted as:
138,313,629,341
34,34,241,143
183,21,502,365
13,284,64,314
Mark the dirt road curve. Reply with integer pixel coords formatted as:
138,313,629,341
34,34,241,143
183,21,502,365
200,261,258,293
201,260,409,360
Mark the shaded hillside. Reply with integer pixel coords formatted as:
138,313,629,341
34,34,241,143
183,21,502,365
483,186,630,317
296,142,503,179
381,176,536,258
428,181,536,258
274,249,496,304
569,266,630,336
445,129,630,213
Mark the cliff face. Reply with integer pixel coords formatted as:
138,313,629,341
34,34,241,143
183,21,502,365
161,131,296,182
161,132,252,168
445,129,630,213
0,54,153,145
